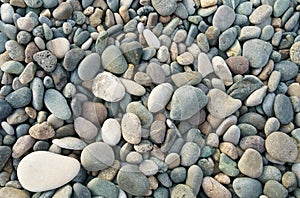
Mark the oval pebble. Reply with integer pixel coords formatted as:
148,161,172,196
52,137,86,150
78,53,101,81
102,118,121,146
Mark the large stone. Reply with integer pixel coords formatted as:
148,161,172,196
170,85,208,120
238,148,263,178
151,0,177,16
17,151,80,192
233,177,262,198
78,53,101,81
101,45,128,74
5,87,32,108
202,177,232,198
148,83,174,113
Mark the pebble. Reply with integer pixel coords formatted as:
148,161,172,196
5,87,32,108
74,117,98,140
87,178,119,197
126,101,153,127
0,146,11,171
81,101,107,126
73,183,91,198
29,122,55,140
143,29,161,49
170,85,208,120
249,5,272,24
263,180,288,198
207,88,242,119
148,83,174,113
219,153,239,176
242,39,273,68
119,78,146,96
52,137,86,150
17,151,80,192
0,187,29,198
212,56,233,86
233,177,262,198
258,165,282,183
120,41,143,65
180,142,201,166
44,89,71,120
117,165,150,196
219,27,237,51
102,118,121,146
198,53,214,77
52,2,73,20
274,94,294,124
223,125,240,145
273,0,290,17
63,48,85,71
121,113,142,144
92,71,125,102
176,52,194,65
212,5,235,32
274,60,298,81
81,142,115,171
238,148,263,178
151,0,177,16
5,40,25,61
146,62,166,84
78,53,101,81
139,160,159,176
46,38,70,59
202,177,232,198
1,3,14,24
245,85,268,106
33,50,57,72
102,45,128,74
265,132,298,162
170,184,195,198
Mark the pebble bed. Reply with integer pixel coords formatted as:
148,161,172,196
0,0,300,197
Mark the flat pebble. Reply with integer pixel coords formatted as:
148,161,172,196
212,5,235,32
74,117,98,140
29,122,55,140
92,71,125,102
238,148,263,178
102,118,121,146
202,177,232,198
87,178,119,197
78,53,101,81
265,132,298,162
52,137,86,150
0,99,12,119
148,83,174,113
177,52,194,65
81,142,115,171
143,29,160,49
249,5,272,24
63,48,85,71
233,177,262,198
102,45,128,74
17,151,80,192
120,41,143,65
151,0,177,16
274,94,294,124
5,87,32,108
121,113,142,144
170,85,208,120
119,78,146,96
207,88,241,119
117,165,150,196
263,180,288,198
44,89,71,120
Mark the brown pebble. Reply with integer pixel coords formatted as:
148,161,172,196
159,15,171,23
219,142,238,160
29,122,55,140
7,109,28,125
119,6,130,23
81,101,107,126
25,107,37,119
89,8,103,27
226,56,249,74
12,135,35,158
258,60,274,81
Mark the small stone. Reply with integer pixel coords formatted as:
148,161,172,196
5,40,25,61
273,0,290,17
177,52,194,65
117,165,150,196
219,153,239,177
52,137,86,150
29,122,55,140
87,178,119,197
126,101,153,127
245,86,268,106
202,177,232,198
102,118,121,146
46,38,70,59
121,113,142,144
249,5,272,24
81,142,115,171
17,17,35,32
12,135,35,158
139,160,159,176
92,72,125,102
143,29,160,49
44,89,71,120
219,27,237,51
120,41,143,65
258,165,282,183
33,50,57,72
148,83,174,113
17,151,80,192
0,187,29,198
198,53,213,77
274,60,298,81
170,85,208,120
223,125,240,145
81,101,107,126
102,45,128,74
238,148,263,178
151,0,177,16
0,146,11,171
265,132,298,162
5,87,31,108
212,5,235,32
233,177,262,198
170,184,195,198
146,62,166,84
63,48,85,71
207,89,242,119
126,151,143,164
73,183,91,198
263,180,288,198
242,39,273,68
53,2,73,20
274,94,294,124
1,61,24,75
180,142,201,166
212,56,233,86
165,153,180,169
74,117,98,140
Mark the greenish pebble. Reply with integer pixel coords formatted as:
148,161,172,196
16,31,32,45
95,31,108,55
170,167,187,183
238,123,257,137
1,61,24,75
258,165,282,183
154,187,169,198
87,178,119,198
126,101,153,128
24,0,43,8
200,146,216,158
219,153,239,177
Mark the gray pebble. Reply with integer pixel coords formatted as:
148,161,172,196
274,94,294,124
233,177,262,198
263,180,288,198
212,5,235,32
5,87,31,108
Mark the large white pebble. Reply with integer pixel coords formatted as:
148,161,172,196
17,151,80,192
